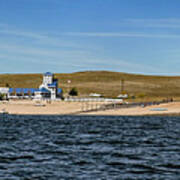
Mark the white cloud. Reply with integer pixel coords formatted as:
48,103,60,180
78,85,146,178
0,29,44,39
124,18,180,28
0,24,46,39
63,32,180,39
0,22,179,74
0,41,160,74
0,44,87,59
0,24,79,48
85,57,162,73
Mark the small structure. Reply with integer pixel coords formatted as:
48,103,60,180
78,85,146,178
117,94,128,99
89,93,102,97
0,88,9,94
0,88,9,99
0,72,63,100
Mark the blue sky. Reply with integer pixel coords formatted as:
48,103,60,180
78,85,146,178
0,0,180,74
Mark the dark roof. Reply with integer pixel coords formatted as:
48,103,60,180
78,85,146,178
9,88,38,94
44,72,53,76
9,87,61,94
57,88,62,94
48,81,57,87
35,87,50,93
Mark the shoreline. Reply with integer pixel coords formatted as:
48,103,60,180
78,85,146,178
3,113,180,117
1,100,180,116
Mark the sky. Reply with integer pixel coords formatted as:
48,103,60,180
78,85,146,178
0,0,180,75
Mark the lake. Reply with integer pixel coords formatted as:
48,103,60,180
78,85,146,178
0,115,180,179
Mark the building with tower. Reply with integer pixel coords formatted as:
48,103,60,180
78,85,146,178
0,72,62,100
34,72,60,100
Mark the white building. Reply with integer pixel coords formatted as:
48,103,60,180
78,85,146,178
0,88,9,94
35,72,59,100
0,87,9,99
0,72,62,100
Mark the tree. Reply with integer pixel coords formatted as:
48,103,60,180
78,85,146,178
0,93,5,100
138,93,146,99
5,83,10,88
69,87,78,96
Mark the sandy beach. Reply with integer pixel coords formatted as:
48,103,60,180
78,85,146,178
0,100,82,115
0,100,180,116
84,102,180,116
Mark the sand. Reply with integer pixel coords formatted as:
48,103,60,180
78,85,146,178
83,102,180,116
0,100,180,116
0,100,82,115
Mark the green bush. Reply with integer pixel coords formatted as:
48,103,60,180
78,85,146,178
0,93,5,100
130,95,136,99
69,87,78,96
5,83,10,87
137,93,146,98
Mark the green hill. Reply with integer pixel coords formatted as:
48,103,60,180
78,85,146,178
0,71,180,101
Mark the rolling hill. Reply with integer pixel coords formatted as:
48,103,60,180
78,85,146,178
0,71,180,101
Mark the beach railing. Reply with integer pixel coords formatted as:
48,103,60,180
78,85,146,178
64,97,123,102
80,99,173,113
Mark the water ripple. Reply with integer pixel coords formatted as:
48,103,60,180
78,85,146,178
0,115,180,179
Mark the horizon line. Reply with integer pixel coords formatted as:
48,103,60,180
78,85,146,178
0,70,180,77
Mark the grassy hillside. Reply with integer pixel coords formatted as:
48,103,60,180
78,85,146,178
0,71,180,101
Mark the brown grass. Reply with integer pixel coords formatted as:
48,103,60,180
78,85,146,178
0,71,180,101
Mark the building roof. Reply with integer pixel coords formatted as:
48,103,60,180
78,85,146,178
35,87,50,93
9,88,39,94
48,81,57,87
57,88,62,94
44,72,53,76
8,87,62,94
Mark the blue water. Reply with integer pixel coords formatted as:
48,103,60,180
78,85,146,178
0,115,180,179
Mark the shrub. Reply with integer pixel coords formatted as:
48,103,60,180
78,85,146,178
137,93,146,98
0,93,5,100
130,95,136,99
69,87,78,96
5,83,10,87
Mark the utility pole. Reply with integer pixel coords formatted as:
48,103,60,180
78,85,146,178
67,80,71,98
121,79,124,93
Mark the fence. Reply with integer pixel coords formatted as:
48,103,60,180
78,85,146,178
79,99,173,113
64,97,123,103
